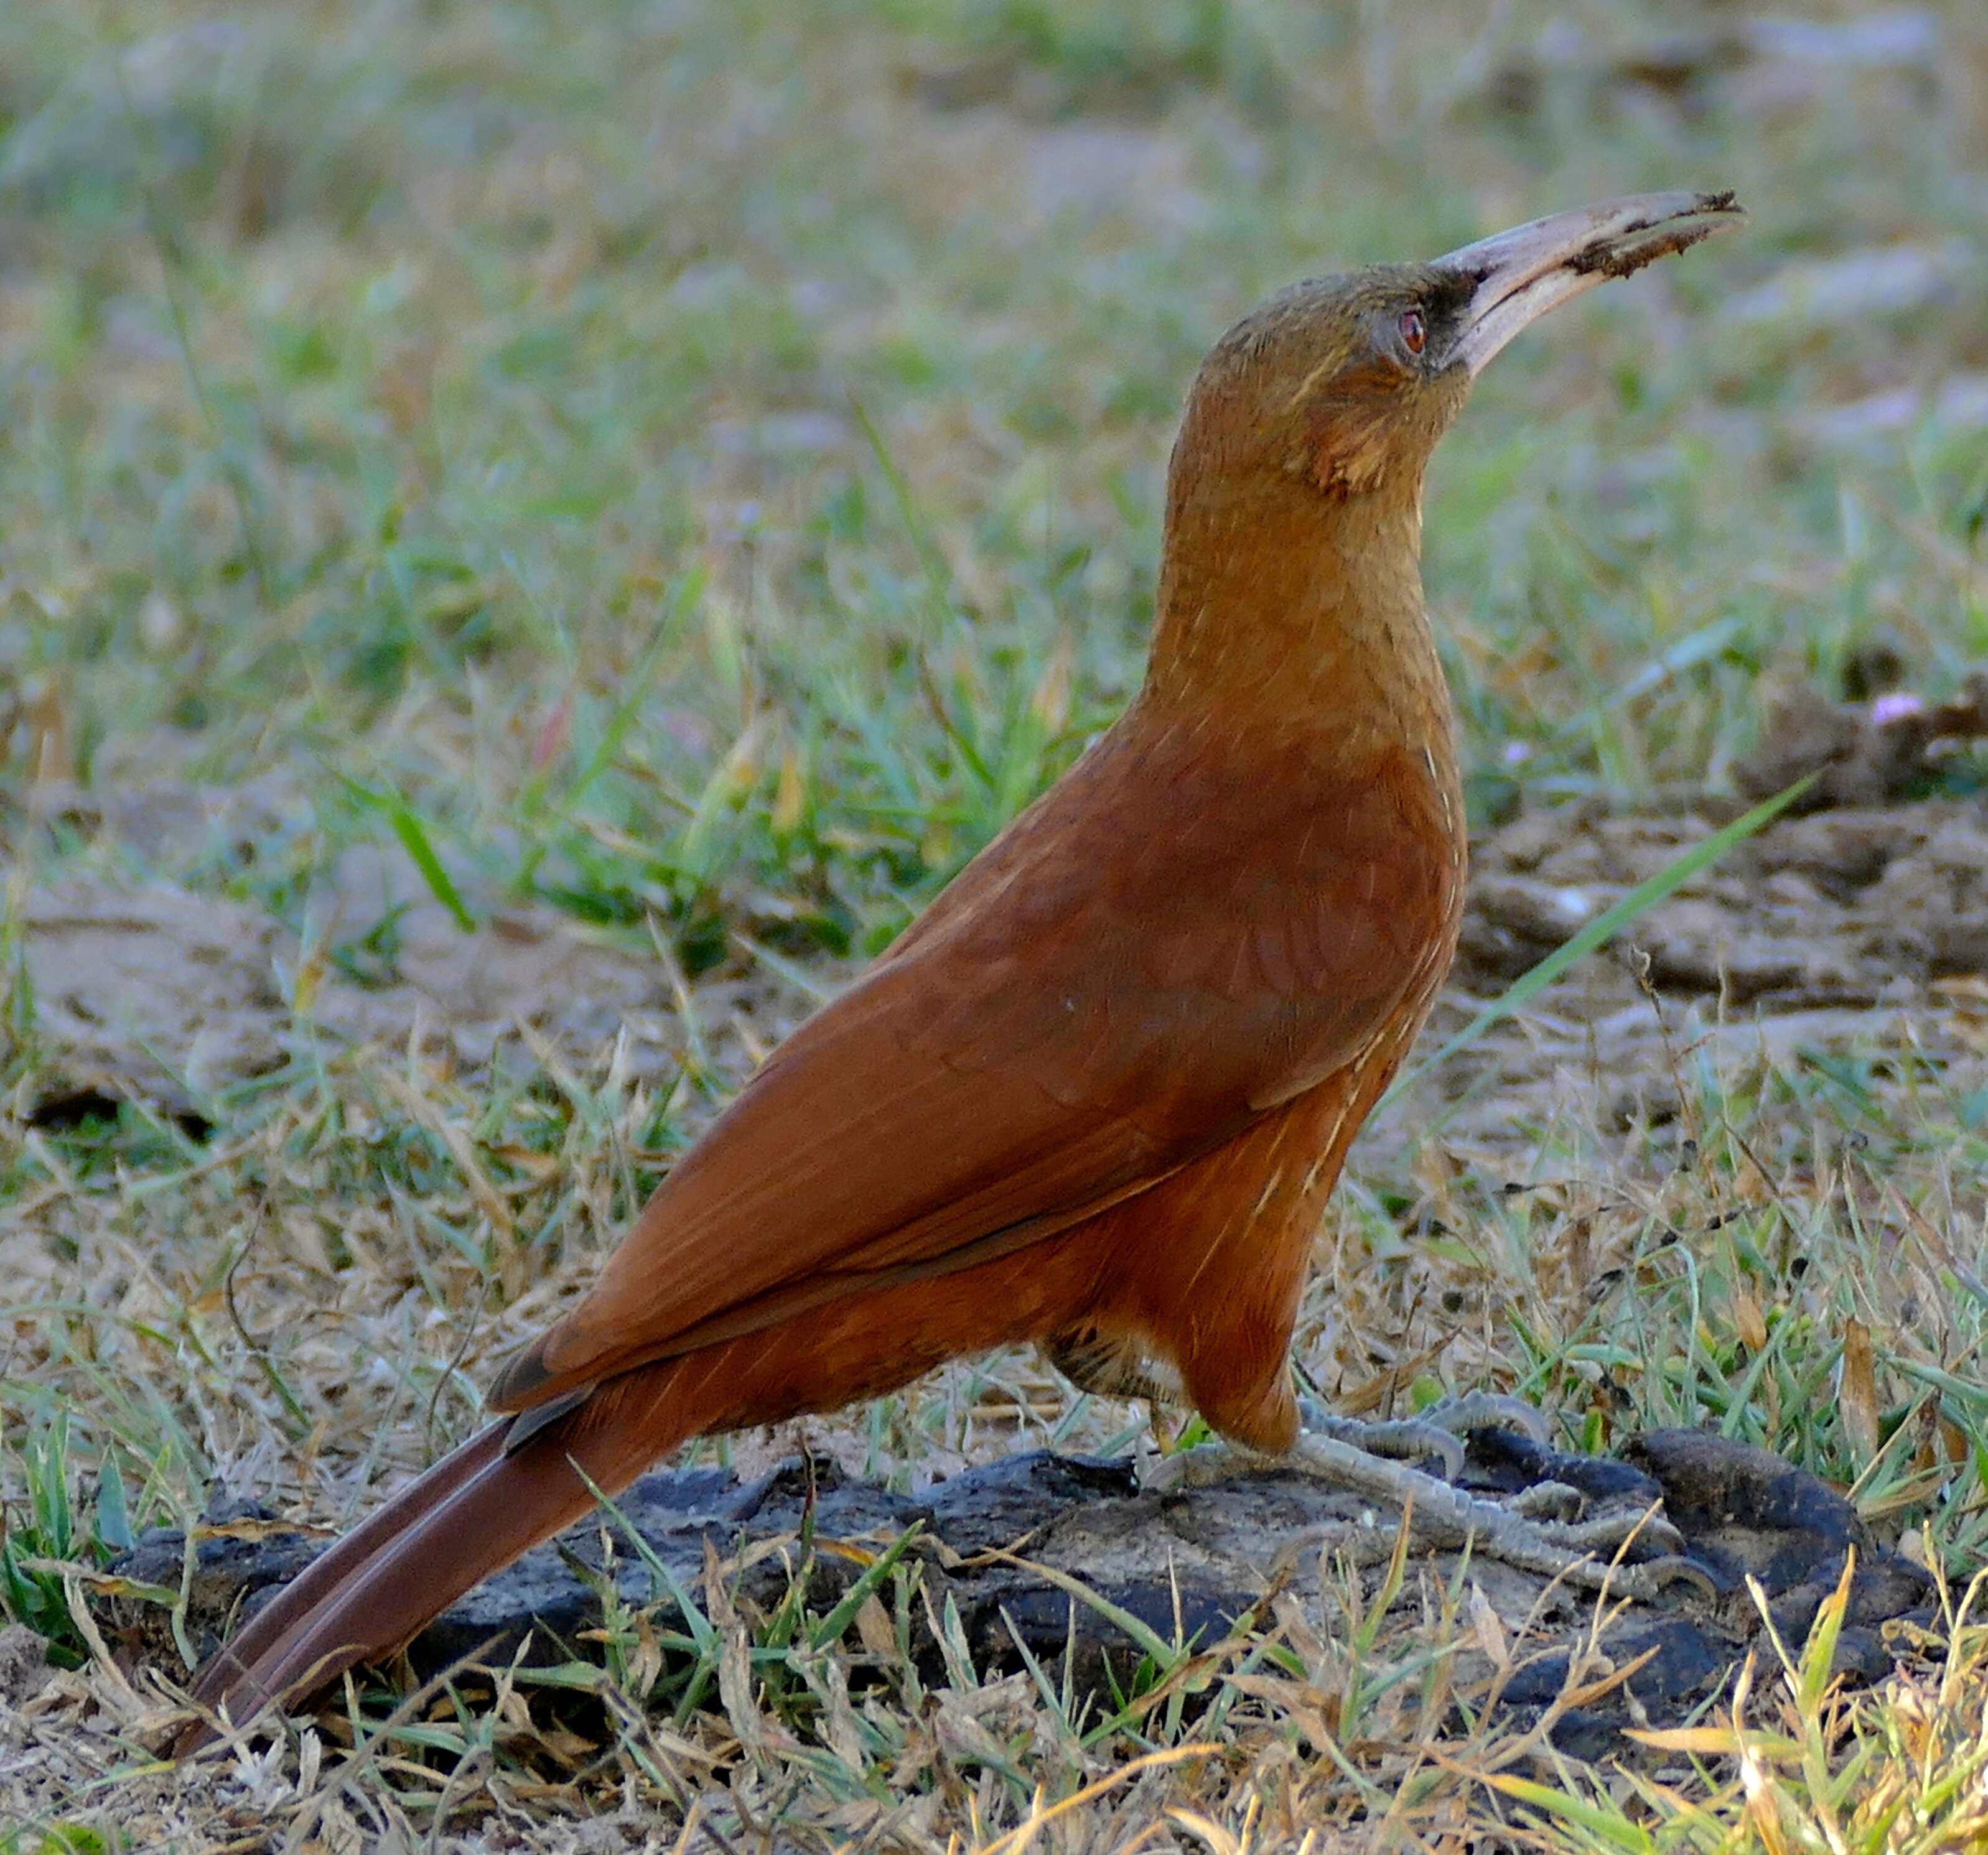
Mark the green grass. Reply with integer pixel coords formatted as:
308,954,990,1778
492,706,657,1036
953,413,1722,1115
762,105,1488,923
4,0,1988,1847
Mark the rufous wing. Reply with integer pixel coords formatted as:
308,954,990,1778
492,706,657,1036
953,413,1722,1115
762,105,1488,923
490,720,1457,1410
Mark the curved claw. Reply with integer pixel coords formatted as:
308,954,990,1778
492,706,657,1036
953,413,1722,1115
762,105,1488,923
1510,1479,1585,1523
1421,1390,1552,1448
1626,1553,1721,1601
1295,1389,1556,1481
1524,1497,1689,1561
1299,1405,1465,1481
1302,1388,1551,1446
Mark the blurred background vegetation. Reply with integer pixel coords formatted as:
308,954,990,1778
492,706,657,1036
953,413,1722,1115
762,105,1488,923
2,0,1982,972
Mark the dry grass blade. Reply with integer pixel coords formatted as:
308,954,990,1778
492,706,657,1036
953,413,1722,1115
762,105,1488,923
971,1745,1218,1855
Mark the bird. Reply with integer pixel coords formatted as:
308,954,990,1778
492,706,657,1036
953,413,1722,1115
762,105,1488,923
179,190,1742,1750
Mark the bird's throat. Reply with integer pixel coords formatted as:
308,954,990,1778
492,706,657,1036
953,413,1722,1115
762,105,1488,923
1143,475,1455,778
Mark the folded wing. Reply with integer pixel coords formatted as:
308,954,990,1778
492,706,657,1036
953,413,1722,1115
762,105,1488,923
492,722,1457,1409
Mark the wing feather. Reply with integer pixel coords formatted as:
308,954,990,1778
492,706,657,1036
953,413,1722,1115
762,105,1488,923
492,718,1458,1409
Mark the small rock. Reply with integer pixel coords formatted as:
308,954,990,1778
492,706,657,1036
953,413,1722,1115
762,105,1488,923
0,1624,55,1706
110,1429,1938,1757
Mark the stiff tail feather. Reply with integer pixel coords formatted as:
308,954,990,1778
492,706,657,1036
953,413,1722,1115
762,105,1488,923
177,1369,685,1752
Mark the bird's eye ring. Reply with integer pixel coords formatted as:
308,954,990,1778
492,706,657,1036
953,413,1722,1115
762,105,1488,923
1399,307,1427,355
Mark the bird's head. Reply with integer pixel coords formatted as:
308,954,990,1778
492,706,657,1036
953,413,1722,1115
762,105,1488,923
1148,191,1743,715
1177,191,1743,505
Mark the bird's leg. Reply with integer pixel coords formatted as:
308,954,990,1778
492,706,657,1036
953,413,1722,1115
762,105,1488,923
1150,1387,1707,1602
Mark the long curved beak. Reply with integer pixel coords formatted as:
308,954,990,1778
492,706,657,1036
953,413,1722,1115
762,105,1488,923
1438,190,1745,376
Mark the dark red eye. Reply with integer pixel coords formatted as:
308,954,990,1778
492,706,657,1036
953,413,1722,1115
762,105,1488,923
1399,307,1427,355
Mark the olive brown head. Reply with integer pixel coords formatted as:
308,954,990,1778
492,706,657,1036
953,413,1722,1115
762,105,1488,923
1177,190,1744,503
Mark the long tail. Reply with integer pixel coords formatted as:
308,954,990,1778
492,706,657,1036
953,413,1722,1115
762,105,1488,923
177,1365,688,1752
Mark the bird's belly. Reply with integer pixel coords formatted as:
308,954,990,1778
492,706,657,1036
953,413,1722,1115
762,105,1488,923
1071,960,1445,1390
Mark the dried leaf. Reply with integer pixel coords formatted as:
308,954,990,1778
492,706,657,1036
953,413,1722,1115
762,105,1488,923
1467,1584,1509,1670
1839,1318,1881,1463
856,1593,897,1660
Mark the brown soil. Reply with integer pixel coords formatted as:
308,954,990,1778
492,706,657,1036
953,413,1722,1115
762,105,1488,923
1,780,808,1122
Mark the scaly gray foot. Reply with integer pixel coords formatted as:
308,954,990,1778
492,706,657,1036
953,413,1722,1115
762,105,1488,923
1296,1390,1551,1481
1148,1421,1709,1602
1298,1388,1672,1550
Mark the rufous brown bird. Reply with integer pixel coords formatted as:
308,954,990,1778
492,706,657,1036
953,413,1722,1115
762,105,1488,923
180,191,1740,1750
